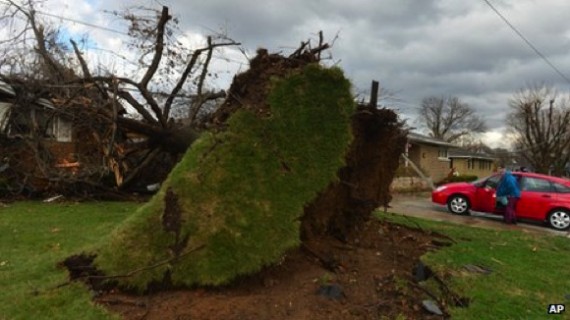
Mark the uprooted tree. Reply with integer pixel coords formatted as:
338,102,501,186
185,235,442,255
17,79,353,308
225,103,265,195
64,46,407,291
0,2,238,197
1,1,408,290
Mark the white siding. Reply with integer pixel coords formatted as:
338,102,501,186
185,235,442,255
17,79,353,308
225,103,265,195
0,102,11,131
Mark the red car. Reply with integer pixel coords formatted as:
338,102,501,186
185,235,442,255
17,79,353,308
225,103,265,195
432,171,570,230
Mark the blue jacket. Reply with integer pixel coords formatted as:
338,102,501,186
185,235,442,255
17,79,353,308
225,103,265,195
496,171,521,198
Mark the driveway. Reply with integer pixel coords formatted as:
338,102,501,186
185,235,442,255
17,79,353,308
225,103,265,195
389,192,569,237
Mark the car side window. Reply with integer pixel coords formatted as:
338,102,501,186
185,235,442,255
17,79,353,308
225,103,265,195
520,177,553,192
484,175,501,189
553,182,570,194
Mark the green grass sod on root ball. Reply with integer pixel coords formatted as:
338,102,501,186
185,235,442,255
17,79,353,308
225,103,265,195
93,64,356,291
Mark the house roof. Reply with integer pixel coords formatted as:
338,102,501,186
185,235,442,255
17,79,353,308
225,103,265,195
449,148,495,161
407,132,457,148
0,79,16,97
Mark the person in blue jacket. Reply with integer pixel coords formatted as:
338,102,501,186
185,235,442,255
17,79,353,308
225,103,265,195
496,169,521,224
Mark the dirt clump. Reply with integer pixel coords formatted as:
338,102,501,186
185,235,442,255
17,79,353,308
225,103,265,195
208,48,320,127
301,106,407,242
96,220,452,319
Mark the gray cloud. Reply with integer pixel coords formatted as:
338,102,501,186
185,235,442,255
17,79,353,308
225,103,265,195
36,0,570,148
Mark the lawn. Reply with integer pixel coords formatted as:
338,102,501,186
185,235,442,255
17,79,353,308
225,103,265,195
1,201,569,319
0,201,138,320
378,211,570,319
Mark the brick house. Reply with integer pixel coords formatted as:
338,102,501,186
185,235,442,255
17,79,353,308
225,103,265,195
403,132,457,182
449,149,496,178
393,133,498,192
392,133,457,191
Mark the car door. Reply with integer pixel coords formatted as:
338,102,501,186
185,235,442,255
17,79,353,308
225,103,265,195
517,176,555,220
552,182,570,205
473,174,501,213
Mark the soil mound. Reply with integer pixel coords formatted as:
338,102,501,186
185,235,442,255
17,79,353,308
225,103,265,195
209,48,320,126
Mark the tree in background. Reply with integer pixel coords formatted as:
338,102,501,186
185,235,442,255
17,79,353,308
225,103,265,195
417,95,487,143
507,84,570,175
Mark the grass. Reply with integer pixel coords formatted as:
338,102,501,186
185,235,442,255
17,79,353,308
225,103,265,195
378,211,570,320
0,201,138,320
2,200,570,319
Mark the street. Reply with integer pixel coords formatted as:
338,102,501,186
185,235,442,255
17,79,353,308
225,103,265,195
389,192,568,237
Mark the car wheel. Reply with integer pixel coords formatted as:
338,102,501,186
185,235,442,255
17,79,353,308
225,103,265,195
447,195,470,215
547,209,570,230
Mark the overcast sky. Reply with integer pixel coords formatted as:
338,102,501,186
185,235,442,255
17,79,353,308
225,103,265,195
20,0,570,148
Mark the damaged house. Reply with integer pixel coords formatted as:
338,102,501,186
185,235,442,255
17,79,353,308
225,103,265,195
0,78,171,198
0,5,241,199
0,79,73,142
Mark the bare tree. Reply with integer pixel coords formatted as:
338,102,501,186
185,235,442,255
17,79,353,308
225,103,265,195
417,95,487,143
507,84,570,175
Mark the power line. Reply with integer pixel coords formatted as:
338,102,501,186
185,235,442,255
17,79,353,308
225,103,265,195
481,0,570,85
34,10,129,36
0,2,247,66
0,0,128,35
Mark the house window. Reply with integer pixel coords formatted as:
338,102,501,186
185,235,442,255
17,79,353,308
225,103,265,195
7,108,32,136
478,161,491,170
467,159,472,169
438,148,448,159
0,102,10,132
6,107,72,142
47,117,72,142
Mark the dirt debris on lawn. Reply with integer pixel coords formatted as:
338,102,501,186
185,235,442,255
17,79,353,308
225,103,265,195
96,219,461,320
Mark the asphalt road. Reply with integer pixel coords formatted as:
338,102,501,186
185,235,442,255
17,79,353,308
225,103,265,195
389,192,569,237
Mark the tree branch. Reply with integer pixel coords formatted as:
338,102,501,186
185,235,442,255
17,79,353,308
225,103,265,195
70,40,110,100
137,6,171,127
140,6,170,89
163,38,240,121
22,3,65,80
79,77,158,124
119,148,161,189
116,116,162,136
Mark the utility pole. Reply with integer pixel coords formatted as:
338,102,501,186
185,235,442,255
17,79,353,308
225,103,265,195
369,80,379,108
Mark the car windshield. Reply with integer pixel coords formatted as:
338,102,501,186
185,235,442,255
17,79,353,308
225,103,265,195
471,174,501,188
471,176,489,186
